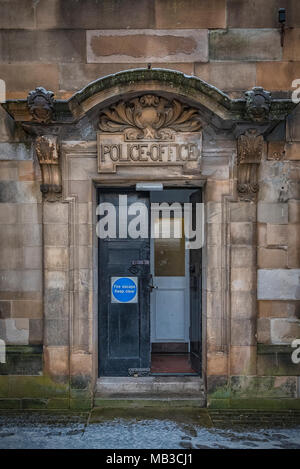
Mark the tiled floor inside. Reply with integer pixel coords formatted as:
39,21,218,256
150,353,195,373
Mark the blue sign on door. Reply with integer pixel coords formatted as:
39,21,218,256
111,277,138,303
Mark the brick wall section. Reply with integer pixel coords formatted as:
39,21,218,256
0,0,299,98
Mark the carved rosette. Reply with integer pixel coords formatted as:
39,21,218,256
99,94,202,140
27,87,55,123
237,129,264,201
35,135,62,201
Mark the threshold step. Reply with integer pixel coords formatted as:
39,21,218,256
96,376,204,395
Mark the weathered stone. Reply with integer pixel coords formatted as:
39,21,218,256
43,203,68,224
0,0,35,29
206,291,222,319
266,224,288,246
257,346,300,376
207,317,223,350
78,225,92,247
45,247,68,270
0,161,18,180
23,247,42,270
227,0,291,28
44,346,69,377
0,204,18,224
257,223,267,246
45,271,68,291
22,224,42,247
267,141,285,161
230,222,256,245
0,270,42,293
0,319,29,345
231,319,256,346
11,300,42,319
70,352,93,376
87,29,208,63
209,29,281,61
289,200,300,223
230,346,256,375
44,224,69,247
36,0,155,29
257,317,271,343
44,319,69,346
207,352,228,375
287,107,300,142
0,64,59,97
155,0,226,28
206,268,222,291
205,180,230,202
59,62,194,91
0,301,11,319
231,246,256,267
0,143,32,161
206,223,222,246
0,247,23,269
0,181,39,204
231,268,256,292
207,246,222,269
283,29,300,61
257,269,300,300
69,181,92,203
231,291,256,319
258,300,299,318
270,318,300,345
257,247,287,268
195,62,256,91
0,30,86,63
19,204,41,225
201,156,230,180
18,161,35,181
230,202,257,222
257,202,288,224
29,319,43,345
285,142,300,160
257,61,300,91
288,224,300,268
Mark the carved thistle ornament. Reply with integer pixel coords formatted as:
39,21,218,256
237,129,264,201
35,135,62,201
99,94,202,140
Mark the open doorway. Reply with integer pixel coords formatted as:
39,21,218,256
149,189,202,375
98,187,202,377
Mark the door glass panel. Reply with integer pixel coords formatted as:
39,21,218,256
154,217,185,276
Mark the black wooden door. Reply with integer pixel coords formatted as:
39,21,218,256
98,191,150,376
189,189,202,374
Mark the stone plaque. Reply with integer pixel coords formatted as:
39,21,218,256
97,131,202,173
97,94,203,174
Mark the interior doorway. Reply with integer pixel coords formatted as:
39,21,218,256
98,187,202,377
150,189,200,375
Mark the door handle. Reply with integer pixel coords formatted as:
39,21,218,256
148,274,158,292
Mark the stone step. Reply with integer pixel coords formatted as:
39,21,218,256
96,376,204,395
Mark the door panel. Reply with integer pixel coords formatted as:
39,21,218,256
98,191,150,376
189,189,202,374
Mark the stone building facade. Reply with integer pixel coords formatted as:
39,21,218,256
0,0,299,410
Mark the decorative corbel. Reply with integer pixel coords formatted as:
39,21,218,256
245,87,271,122
27,87,55,123
35,135,62,202
237,128,264,201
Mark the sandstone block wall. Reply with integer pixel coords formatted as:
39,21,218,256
0,0,299,409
